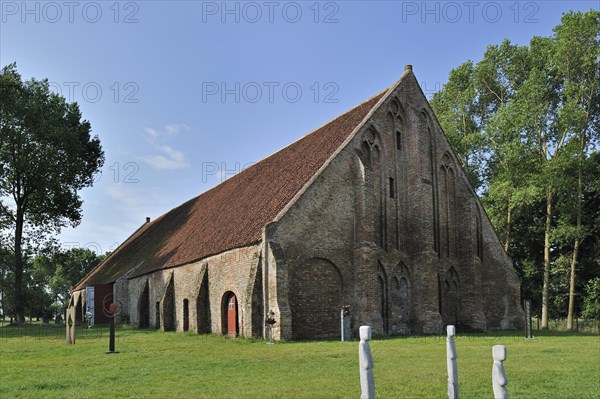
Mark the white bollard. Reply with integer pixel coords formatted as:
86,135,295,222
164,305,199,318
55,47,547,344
446,325,459,399
358,326,375,399
492,345,508,399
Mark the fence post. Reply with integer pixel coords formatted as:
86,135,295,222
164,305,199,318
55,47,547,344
66,307,76,345
358,326,375,399
446,325,459,399
492,345,508,399
524,300,533,339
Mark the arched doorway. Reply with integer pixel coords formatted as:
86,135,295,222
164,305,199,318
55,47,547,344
139,281,150,328
162,275,175,331
196,271,211,334
222,292,238,337
75,295,83,324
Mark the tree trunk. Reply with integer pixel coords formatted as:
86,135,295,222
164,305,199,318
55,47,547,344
504,201,512,253
541,188,553,329
567,156,583,330
567,238,580,330
0,257,5,321
14,208,25,324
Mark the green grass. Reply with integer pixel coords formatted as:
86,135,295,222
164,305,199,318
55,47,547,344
0,323,598,398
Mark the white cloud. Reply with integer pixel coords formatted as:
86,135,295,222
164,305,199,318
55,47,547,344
143,152,187,170
164,123,189,135
143,127,159,138
142,124,190,170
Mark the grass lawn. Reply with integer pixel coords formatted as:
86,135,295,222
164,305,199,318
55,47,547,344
0,323,598,398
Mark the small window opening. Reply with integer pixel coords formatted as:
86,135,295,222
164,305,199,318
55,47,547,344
155,302,160,329
183,299,189,332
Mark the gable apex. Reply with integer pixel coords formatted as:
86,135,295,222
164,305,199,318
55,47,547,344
273,67,416,222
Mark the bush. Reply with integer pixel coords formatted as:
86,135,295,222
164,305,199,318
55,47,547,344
581,277,600,321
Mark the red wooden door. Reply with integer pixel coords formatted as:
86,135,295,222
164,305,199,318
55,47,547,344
227,294,237,337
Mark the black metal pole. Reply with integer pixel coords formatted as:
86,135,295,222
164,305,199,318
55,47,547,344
110,317,115,352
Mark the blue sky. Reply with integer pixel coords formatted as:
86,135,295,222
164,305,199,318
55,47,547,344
1,0,596,255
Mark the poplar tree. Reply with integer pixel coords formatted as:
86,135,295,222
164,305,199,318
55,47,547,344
432,10,599,326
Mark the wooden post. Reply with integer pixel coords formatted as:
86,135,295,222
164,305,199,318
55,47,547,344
524,300,533,339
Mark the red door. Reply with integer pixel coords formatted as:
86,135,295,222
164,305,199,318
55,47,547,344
227,294,237,337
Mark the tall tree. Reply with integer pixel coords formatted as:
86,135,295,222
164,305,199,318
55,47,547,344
511,35,566,329
432,10,600,326
551,11,600,329
476,40,539,253
0,64,104,323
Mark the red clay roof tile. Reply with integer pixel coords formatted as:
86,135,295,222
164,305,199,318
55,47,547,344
74,89,388,290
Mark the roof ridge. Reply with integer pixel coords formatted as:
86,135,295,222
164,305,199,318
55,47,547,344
193,88,396,199
72,73,408,290
116,88,396,228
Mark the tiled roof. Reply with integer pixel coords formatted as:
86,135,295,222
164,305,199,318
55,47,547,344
74,89,388,290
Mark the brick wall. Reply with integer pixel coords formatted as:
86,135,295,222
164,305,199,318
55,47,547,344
126,245,262,337
270,72,524,338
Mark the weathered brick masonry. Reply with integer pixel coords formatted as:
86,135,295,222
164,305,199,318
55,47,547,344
70,67,524,340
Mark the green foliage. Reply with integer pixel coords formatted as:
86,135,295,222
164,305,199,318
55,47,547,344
0,63,104,322
431,10,600,321
0,246,101,319
582,278,600,320
430,61,485,189
32,248,103,314
0,63,105,230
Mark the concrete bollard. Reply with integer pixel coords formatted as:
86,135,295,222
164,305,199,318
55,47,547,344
358,326,375,399
492,345,508,399
446,325,459,399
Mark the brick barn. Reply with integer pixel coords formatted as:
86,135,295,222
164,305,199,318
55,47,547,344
68,66,524,340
